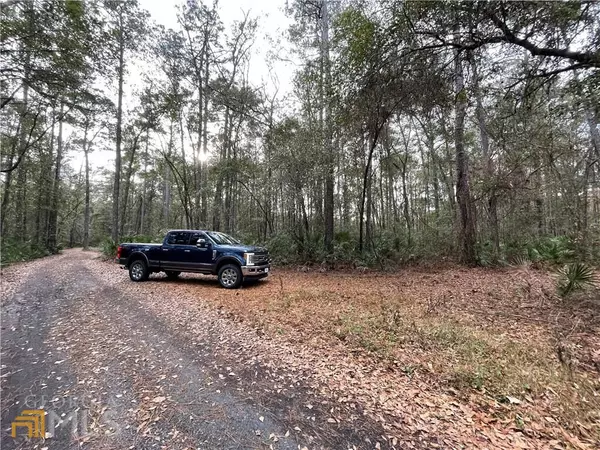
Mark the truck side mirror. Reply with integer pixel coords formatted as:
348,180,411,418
197,239,208,247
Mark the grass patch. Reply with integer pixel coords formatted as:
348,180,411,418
342,306,575,394
267,289,599,439
200,269,599,442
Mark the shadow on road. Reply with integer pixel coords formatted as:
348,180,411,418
148,273,269,290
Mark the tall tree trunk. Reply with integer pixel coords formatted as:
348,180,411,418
34,150,45,246
398,125,413,245
14,101,30,243
139,129,149,235
35,111,55,245
112,11,125,243
0,143,15,240
454,50,477,264
342,170,350,229
296,183,310,256
163,121,174,226
12,1,32,243
471,56,499,260
378,156,386,230
83,122,91,250
213,106,230,231
46,103,64,253
400,155,411,246
532,149,544,235
431,147,440,219
15,159,27,241
195,54,204,229
418,140,429,227
439,118,457,213
359,127,383,252
201,58,210,225
365,167,373,249
179,112,193,229
383,133,395,229
120,134,140,237
322,0,334,253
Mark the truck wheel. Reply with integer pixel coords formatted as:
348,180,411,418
129,259,149,282
218,264,242,289
165,271,181,279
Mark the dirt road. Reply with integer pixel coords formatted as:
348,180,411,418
4,250,596,449
1,250,387,449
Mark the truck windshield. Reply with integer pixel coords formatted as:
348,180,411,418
207,231,241,245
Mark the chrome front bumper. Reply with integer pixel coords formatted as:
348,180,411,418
241,264,270,277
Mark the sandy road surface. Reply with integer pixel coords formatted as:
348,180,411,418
1,250,389,449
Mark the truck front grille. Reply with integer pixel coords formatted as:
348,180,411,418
253,254,269,264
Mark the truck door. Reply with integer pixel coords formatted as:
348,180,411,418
187,232,214,272
161,231,191,270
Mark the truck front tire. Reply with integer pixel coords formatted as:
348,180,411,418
129,259,149,282
218,264,243,289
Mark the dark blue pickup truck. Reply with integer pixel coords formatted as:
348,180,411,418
116,230,270,289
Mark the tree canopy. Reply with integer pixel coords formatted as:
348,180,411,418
1,0,599,267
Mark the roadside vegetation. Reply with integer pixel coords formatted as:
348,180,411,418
178,264,599,445
2,0,600,275
0,238,54,266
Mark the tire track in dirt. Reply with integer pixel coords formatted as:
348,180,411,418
1,254,99,449
2,250,398,449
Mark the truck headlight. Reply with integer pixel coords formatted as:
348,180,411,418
244,252,255,266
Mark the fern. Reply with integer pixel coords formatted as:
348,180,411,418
511,255,532,268
558,263,596,297
526,247,541,262
537,237,575,264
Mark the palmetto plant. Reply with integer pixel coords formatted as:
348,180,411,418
558,263,596,297
535,237,575,265
511,255,532,268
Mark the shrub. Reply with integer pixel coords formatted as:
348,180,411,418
529,236,575,265
557,262,596,297
0,239,51,266
504,236,578,268
100,238,117,259
265,232,299,265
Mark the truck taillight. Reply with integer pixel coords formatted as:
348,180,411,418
116,246,122,259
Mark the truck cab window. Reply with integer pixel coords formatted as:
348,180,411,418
189,232,207,246
167,232,190,245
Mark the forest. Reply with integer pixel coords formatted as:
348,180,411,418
1,0,599,269
2,2,600,447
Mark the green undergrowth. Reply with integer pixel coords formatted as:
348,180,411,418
0,239,54,266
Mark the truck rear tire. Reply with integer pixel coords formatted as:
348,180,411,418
218,264,242,289
129,259,149,282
